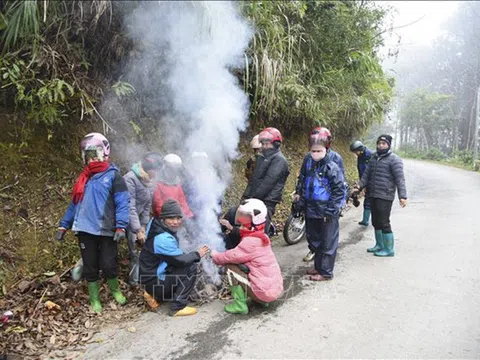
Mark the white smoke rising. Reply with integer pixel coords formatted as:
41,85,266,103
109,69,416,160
123,1,252,281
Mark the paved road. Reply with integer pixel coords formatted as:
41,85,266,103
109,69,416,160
84,160,480,359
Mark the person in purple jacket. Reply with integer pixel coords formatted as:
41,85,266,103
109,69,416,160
56,133,130,313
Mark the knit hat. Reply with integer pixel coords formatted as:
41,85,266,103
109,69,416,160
141,152,163,172
160,199,183,218
377,134,392,148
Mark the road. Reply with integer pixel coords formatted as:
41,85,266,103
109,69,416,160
84,160,480,359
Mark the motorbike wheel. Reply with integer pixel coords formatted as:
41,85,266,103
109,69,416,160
283,213,306,245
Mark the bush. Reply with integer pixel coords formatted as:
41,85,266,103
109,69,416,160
425,147,447,161
453,150,474,166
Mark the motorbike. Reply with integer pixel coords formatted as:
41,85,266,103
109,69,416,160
283,183,355,246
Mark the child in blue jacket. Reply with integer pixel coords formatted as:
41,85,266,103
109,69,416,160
56,133,130,313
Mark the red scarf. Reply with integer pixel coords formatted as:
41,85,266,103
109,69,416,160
72,161,110,204
239,224,270,246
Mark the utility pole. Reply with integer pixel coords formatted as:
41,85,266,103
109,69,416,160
474,85,480,169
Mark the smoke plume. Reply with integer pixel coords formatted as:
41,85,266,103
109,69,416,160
113,1,252,281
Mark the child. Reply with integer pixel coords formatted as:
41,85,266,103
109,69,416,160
212,199,283,314
56,132,130,313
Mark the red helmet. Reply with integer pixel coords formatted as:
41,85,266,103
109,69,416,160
309,127,332,148
258,127,283,145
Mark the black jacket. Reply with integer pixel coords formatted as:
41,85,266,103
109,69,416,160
359,150,407,201
242,148,290,204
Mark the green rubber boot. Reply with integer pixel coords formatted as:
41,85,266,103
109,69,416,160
367,230,384,253
106,278,127,305
225,285,248,315
375,232,395,257
358,209,371,226
87,281,103,314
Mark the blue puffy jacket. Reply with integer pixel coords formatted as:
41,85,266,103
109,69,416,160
357,147,372,179
59,164,130,237
295,152,346,218
329,150,345,179
139,218,201,283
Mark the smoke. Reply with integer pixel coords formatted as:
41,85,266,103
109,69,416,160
114,1,252,281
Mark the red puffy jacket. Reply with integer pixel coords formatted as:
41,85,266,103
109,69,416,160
152,182,194,218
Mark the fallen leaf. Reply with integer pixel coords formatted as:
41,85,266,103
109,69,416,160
5,326,27,334
84,319,91,329
127,326,136,333
17,280,31,292
45,300,61,311
43,271,56,277
50,333,56,345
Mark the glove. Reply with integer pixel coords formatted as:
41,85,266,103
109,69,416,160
55,228,67,242
113,228,126,242
292,201,303,218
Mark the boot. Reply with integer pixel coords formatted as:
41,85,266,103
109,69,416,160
87,281,103,314
375,232,395,257
225,285,248,315
172,306,198,317
358,209,371,226
106,278,127,305
367,230,384,253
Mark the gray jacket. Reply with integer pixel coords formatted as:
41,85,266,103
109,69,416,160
359,151,407,201
124,170,153,233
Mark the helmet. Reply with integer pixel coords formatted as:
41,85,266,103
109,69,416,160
163,153,183,169
310,127,332,148
80,132,110,164
236,198,267,226
350,140,365,152
250,135,261,149
258,127,283,145
141,152,163,172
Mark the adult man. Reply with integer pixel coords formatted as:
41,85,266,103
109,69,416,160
242,127,290,234
139,199,210,316
354,135,407,257
350,140,372,226
245,134,261,183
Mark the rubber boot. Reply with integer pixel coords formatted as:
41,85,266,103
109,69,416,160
375,232,395,257
358,209,371,226
225,285,248,315
106,278,127,305
87,281,103,314
367,230,384,253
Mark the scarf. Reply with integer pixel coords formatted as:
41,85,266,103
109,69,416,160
72,161,110,204
239,224,270,246
132,162,151,183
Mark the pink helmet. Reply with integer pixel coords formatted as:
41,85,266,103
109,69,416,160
80,132,110,163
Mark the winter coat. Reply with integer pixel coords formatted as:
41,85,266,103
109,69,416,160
152,182,193,218
124,169,153,233
212,235,283,302
359,150,407,201
330,149,346,179
139,218,200,283
357,148,372,179
242,148,290,205
59,164,130,237
245,156,257,183
295,152,346,219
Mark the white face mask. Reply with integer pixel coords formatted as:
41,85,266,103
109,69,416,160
311,152,325,162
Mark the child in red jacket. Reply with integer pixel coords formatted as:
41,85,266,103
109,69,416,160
152,154,193,219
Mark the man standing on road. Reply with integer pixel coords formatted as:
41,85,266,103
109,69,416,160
350,140,372,226
242,127,290,235
354,135,407,257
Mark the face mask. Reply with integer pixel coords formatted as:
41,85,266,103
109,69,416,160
311,151,326,162
377,147,389,155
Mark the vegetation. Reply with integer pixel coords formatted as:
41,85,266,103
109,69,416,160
394,2,480,154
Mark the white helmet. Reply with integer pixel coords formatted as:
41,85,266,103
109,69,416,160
237,198,267,226
163,153,183,169
250,135,261,150
80,132,110,164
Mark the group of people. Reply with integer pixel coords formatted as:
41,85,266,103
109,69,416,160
55,126,407,317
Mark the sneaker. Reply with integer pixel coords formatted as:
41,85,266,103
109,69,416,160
303,251,315,262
